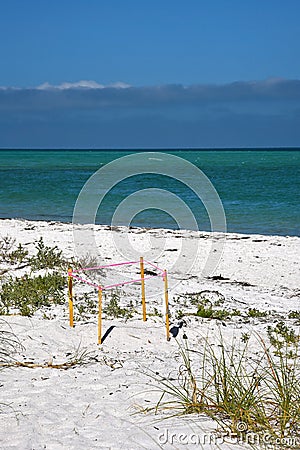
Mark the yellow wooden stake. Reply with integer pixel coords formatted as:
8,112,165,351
98,287,103,345
163,270,170,341
68,268,74,328
140,256,147,321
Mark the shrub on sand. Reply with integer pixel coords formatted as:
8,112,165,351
0,273,66,316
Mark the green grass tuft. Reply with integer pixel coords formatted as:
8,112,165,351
146,328,300,447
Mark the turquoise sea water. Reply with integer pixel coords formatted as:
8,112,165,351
0,149,299,236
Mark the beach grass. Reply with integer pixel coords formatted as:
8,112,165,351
146,328,300,447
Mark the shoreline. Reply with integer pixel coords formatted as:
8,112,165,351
1,216,299,239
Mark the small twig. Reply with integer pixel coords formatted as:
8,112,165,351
0,360,80,370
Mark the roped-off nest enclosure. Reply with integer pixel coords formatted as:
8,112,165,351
67,257,170,344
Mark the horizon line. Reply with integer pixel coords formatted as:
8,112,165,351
0,146,299,152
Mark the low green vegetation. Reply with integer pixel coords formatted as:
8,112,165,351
0,236,136,319
0,236,67,270
173,292,274,324
196,303,231,320
74,293,97,321
267,321,299,358
288,310,300,324
174,292,241,321
247,308,268,318
29,237,66,270
147,307,163,318
0,273,65,316
0,236,28,266
103,290,135,319
0,236,67,316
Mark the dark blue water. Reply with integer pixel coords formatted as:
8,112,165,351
0,149,299,236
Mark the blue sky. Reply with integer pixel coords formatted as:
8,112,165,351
0,0,300,148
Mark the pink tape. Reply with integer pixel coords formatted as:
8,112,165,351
70,272,161,291
102,275,158,290
73,260,139,273
70,273,100,289
144,260,165,273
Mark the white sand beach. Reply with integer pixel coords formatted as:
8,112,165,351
0,219,299,450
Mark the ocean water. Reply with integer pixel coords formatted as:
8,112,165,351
0,149,299,236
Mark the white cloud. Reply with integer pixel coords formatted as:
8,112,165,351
36,80,131,90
